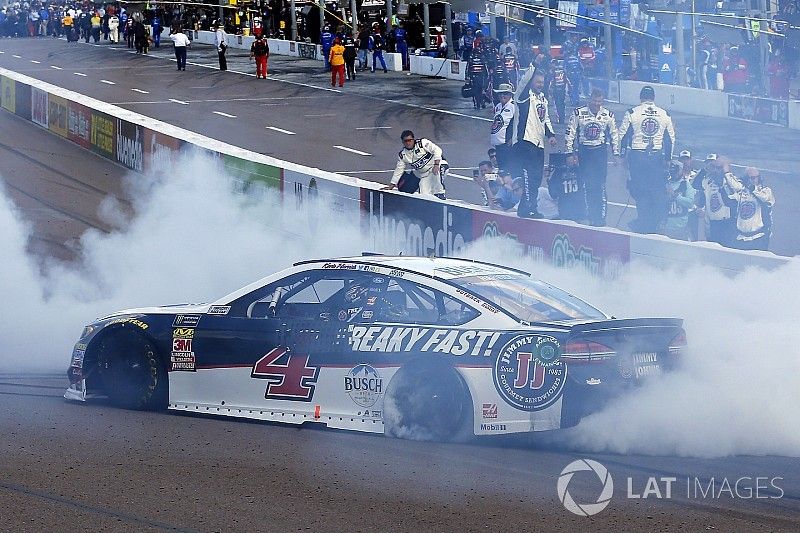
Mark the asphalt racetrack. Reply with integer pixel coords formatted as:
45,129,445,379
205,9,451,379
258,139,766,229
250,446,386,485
1,38,799,532
0,37,798,256
1,375,799,532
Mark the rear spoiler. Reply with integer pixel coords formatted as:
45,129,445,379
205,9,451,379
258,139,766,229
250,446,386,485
569,318,683,335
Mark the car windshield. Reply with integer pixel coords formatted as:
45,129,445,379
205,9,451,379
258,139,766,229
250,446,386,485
450,274,606,322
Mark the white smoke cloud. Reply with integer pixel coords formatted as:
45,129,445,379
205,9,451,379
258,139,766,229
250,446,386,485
459,238,800,458
3,153,798,458
0,151,367,372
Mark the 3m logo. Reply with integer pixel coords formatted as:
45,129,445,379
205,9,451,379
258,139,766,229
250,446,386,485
173,328,194,338
251,348,319,401
173,338,192,352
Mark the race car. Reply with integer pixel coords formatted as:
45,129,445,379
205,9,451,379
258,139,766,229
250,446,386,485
65,255,686,441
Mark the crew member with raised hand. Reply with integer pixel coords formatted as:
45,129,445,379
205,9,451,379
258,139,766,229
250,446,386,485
618,85,676,233
510,68,557,219
564,87,620,226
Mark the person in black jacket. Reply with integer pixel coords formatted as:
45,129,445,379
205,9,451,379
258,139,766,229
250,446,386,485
548,152,586,222
343,33,358,80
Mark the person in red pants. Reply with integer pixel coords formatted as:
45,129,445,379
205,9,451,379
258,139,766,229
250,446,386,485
250,34,270,78
329,37,346,87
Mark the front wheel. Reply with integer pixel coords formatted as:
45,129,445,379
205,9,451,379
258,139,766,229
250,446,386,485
383,364,473,442
95,328,168,410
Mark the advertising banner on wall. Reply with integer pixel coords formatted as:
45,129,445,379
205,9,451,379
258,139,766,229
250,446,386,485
67,101,92,148
31,87,48,127
48,94,69,137
116,118,144,172
90,110,116,159
14,80,31,120
728,94,789,127
471,212,629,277
223,154,282,193
0,75,14,113
361,190,475,257
143,129,183,174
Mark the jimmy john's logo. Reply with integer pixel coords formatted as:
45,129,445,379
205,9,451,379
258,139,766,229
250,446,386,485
348,326,502,356
493,335,566,412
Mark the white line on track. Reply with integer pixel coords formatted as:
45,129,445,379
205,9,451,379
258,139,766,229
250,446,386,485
100,79,116,85
266,126,296,135
12,55,22,58
334,145,372,156
608,201,636,209
0,51,4,54
131,88,149,94
30,60,41,64
169,98,189,105
213,111,237,118
305,113,337,117
74,72,87,76
356,126,392,130
50,65,62,70
447,173,472,181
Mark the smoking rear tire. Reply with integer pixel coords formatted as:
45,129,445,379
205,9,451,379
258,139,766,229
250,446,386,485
96,328,168,410
384,364,473,442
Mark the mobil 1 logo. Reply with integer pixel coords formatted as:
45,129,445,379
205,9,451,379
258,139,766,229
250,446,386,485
493,334,566,411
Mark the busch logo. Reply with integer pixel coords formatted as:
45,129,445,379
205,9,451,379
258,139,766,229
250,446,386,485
344,364,384,408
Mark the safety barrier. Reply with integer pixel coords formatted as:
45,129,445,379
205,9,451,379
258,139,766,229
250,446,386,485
409,55,467,81
0,67,789,274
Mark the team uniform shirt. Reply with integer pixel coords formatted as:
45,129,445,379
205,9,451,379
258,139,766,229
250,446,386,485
171,32,191,47
548,164,585,221
490,99,516,146
565,105,620,155
693,171,742,221
619,102,675,158
214,28,227,52
732,185,775,241
521,90,554,148
391,138,447,196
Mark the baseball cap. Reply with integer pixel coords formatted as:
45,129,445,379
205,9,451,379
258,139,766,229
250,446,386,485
679,150,691,158
705,153,718,161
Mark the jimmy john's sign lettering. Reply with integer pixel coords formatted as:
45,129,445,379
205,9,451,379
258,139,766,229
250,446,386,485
348,326,502,356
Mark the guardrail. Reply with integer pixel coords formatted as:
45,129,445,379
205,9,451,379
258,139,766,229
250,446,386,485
0,67,789,274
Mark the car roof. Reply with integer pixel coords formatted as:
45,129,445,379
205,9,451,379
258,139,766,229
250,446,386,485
294,255,530,280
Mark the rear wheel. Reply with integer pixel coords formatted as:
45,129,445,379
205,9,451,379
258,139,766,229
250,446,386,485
384,363,473,442
95,328,167,410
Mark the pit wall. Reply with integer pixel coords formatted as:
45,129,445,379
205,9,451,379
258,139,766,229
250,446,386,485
0,67,789,274
593,78,795,129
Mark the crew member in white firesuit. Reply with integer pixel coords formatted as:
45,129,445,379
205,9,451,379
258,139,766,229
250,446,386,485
490,83,516,176
618,86,676,233
730,167,775,251
565,87,620,226
691,154,741,247
510,68,556,218
384,130,448,199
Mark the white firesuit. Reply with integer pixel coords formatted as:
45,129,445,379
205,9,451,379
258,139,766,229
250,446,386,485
565,105,621,155
390,138,448,196
618,101,675,157
732,185,775,241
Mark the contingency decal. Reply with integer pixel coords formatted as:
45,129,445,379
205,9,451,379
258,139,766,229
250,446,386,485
344,364,384,411
171,327,196,371
348,325,502,356
251,348,319,401
207,305,231,316
493,334,566,412
173,314,202,327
